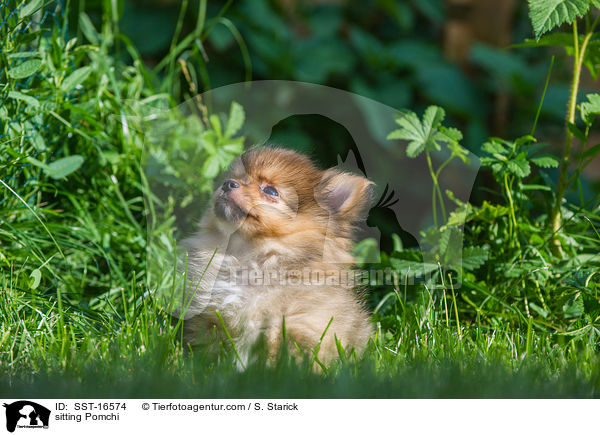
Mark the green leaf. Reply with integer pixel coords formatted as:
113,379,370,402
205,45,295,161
8,90,40,108
515,32,573,49
388,106,449,158
224,101,245,138
562,294,584,318
79,12,100,44
527,0,590,39
567,122,586,141
506,153,531,177
448,141,470,164
388,112,425,157
423,105,445,136
389,258,439,278
8,59,42,79
209,114,222,137
27,156,50,171
61,66,92,92
439,227,455,256
580,93,600,124
202,155,220,178
530,154,559,168
45,155,85,179
438,126,462,143
529,302,549,318
514,135,536,148
461,246,489,271
352,238,380,264
24,121,47,151
222,140,244,155
29,269,42,290
581,143,600,160
19,0,43,19
482,140,507,155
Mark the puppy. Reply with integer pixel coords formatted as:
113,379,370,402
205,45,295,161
176,147,374,366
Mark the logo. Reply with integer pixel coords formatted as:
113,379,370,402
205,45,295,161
3,401,50,433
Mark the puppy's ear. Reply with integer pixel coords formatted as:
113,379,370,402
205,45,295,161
317,169,374,222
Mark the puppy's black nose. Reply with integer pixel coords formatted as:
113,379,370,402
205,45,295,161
222,179,240,192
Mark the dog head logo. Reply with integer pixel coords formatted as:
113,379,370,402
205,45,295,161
3,401,50,433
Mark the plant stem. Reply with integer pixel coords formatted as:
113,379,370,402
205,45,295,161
504,173,518,243
426,152,446,226
549,19,595,255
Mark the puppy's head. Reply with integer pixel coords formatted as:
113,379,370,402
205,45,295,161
211,147,373,240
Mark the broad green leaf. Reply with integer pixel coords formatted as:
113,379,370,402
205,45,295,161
444,203,474,227
388,106,449,158
527,0,590,39
388,112,425,157
562,294,584,318
200,131,218,154
19,0,43,19
29,269,42,290
580,93,600,124
438,126,462,142
45,155,85,179
8,59,42,79
61,66,92,91
423,105,445,136
406,138,425,158
24,121,47,151
224,101,245,138
222,140,244,155
388,258,439,278
461,246,489,271
530,154,559,168
8,90,40,108
482,141,507,155
439,227,462,258
515,32,573,49
507,153,531,177
202,155,220,178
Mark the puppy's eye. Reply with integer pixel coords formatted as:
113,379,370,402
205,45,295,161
262,186,279,197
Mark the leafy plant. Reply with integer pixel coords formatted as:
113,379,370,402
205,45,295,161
387,106,469,227
523,1,600,253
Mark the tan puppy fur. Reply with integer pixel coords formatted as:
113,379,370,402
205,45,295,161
178,147,374,366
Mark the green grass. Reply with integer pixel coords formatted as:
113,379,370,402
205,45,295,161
2,274,600,398
1,1,600,399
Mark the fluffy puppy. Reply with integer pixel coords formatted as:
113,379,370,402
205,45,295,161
177,147,374,366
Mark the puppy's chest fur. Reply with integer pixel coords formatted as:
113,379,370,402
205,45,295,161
179,232,372,364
